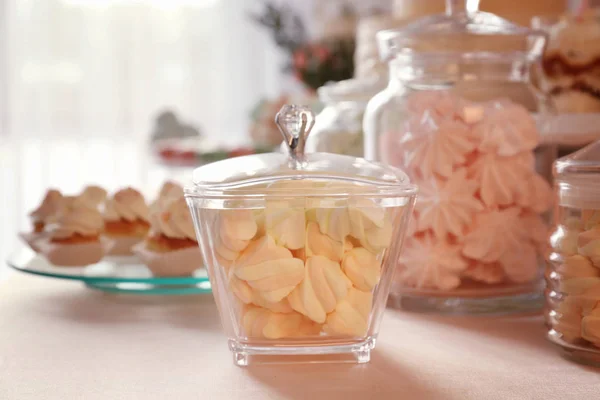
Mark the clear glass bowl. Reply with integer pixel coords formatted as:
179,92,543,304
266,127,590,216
305,78,385,158
364,0,553,314
546,140,600,366
185,105,416,366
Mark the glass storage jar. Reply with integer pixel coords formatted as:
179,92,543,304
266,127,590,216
364,0,553,314
305,78,385,157
185,105,416,366
547,140,600,366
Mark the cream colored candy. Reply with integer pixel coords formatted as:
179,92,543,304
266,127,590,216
288,255,352,324
242,307,319,339
581,308,600,346
324,288,372,337
306,221,344,262
553,298,584,343
550,226,580,256
215,210,257,264
229,274,254,304
229,273,293,313
265,201,305,250
348,199,386,237
315,208,352,242
359,218,393,254
556,255,600,279
582,209,600,230
578,227,600,267
559,277,600,295
341,248,382,292
233,236,304,302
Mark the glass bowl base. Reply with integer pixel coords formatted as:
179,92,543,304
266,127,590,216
85,281,212,295
228,337,376,366
388,290,544,315
547,331,600,367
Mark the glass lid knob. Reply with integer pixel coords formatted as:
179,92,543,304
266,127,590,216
446,0,480,15
276,104,315,167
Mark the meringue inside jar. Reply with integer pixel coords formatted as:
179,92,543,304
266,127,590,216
364,0,554,314
546,140,600,366
185,118,417,365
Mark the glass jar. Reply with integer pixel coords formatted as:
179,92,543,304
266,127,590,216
547,140,600,366
185,105,416,366
305,78,384,157
364,0,553,314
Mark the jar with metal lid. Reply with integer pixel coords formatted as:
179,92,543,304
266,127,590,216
363,0,553,314
185,105,416,366
547,140,600,366
305,78,384,157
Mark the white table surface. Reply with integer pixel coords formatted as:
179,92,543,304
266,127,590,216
1,273,599,400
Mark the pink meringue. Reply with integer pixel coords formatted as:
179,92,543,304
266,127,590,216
397,235,468,290
473,101,539,157
462,207,529,263
398,118,476,179
415,168,483,238
462,261,505,284
467,152,534,208
515,173,553,213
498,242,539,283
406,90,465,122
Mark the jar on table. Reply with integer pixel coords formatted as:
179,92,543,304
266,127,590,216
185,105,416,366
305,78,384,157
363,0,554,314
547,140,600,366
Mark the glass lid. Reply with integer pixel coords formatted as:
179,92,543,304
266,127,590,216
554,140,600,207
187,105,415,197
377,0,547,63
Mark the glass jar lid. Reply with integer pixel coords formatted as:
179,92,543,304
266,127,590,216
554,140,600,209
377,0,547,64
317,78,386,104
187,105,416,198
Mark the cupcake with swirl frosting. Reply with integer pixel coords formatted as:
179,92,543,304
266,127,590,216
133,195,203,276
103,187,151,255
37,199,111,266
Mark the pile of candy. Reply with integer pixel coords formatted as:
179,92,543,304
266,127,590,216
380,91,552,291
208,181,404,339
550,208,600,346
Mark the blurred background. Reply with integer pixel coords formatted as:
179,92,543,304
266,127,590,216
0,0,589,275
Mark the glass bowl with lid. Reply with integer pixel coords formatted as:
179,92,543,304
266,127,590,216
185,105,417,366
364,0,554,314
547,139,600,366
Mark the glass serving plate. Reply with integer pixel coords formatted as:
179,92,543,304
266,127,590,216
7,246,211,295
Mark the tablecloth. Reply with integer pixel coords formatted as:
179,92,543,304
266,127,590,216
1,273,598,400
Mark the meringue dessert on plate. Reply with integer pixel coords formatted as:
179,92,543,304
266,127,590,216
20,189,66,252
103,187,151,255
36,196,112,267
133,195,203,277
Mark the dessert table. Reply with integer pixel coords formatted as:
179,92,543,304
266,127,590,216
1,272,598,400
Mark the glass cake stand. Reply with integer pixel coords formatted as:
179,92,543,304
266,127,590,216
7,246,211,295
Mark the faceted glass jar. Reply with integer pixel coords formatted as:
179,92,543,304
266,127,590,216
547,140,600,366
306,78,385,157
185,105,417,366
364,0,554,314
